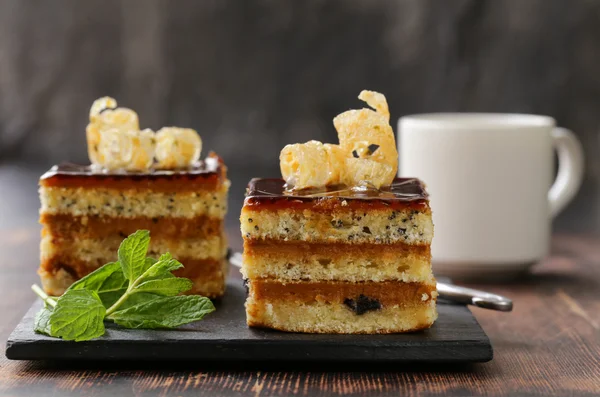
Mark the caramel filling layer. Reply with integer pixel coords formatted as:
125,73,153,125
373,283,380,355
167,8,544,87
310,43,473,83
41,255,225,281
39,259,227,298
40,175,223,192
249,279,436,306
41,213,223,239
244,240,430,257
173,258,227,280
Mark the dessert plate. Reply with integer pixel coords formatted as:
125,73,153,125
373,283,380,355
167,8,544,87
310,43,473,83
5,278,492,363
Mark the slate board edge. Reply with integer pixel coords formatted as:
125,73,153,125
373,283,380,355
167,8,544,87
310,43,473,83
6,333,493,362
5,281,493,363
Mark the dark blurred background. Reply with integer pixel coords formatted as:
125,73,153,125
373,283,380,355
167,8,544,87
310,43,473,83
0,0,599,234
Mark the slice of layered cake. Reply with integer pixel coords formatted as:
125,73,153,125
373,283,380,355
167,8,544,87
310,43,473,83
38,97,230,298
240,90,437,333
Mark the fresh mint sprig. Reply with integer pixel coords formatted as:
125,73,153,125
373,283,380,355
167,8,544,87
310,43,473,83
32,230,215,341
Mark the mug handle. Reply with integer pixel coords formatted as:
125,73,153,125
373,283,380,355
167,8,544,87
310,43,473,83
548,127,584,218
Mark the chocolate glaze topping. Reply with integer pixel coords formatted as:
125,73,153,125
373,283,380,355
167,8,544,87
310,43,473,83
40,156,221,181
39,153,226,192
245,178,428,204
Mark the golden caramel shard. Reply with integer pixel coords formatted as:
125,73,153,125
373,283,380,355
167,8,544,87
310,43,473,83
358,90,390,122
155,127,203,169
87,97,140,166
89,97,118,120
95,128,155,171
129,128,156,171
278,90,398,190
333,91,398,188
280,140,346,189
85,97,206,171
344,157,396,189
94,128,131,170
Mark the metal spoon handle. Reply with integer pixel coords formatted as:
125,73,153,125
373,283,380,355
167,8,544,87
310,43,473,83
436,282,513,312
229,252,512,312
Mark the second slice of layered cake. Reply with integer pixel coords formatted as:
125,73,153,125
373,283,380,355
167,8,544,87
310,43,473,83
241,178,437,333
241,90,436,333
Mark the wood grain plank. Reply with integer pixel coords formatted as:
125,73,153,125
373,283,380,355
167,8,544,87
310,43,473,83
1,226,599,396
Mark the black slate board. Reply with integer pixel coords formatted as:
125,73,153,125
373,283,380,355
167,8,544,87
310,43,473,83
5,278,492,363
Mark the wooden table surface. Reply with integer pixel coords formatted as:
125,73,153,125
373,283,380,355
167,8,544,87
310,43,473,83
0,165,599,397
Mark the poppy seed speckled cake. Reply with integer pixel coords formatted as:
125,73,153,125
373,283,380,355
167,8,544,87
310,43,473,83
240,90,437,333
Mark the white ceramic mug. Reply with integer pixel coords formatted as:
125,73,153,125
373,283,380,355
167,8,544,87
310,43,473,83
398,113,584,279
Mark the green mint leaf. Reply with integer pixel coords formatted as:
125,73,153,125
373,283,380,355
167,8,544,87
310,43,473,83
139,253,183,280
49,290,106,341
116,292,162,310
133,277,193,296
104,255,180,316
118,230,151,283
34,307,53,336
158,253,172,261
97,280,128,308
67,261,121,291
67,262,128,308
142,257,157,273
109,295,215,329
